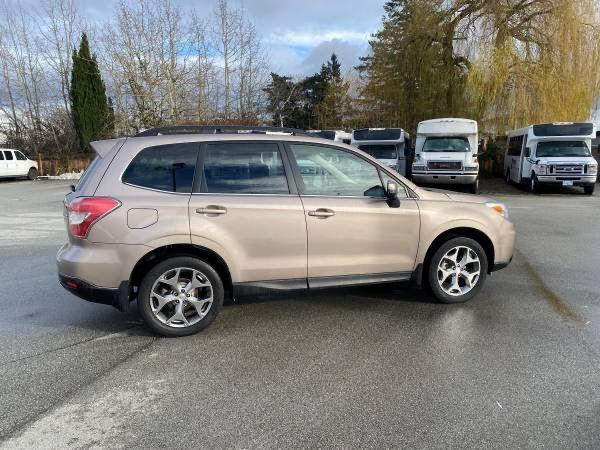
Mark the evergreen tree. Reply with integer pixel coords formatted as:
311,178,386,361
70,33,110,151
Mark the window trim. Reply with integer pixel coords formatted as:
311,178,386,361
282,141,416,199
120,142,201,194
192,140,297,196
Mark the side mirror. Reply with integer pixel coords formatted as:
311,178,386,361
69,184,76,192
386,181,400,208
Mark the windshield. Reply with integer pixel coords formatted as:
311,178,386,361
314,130,336,140
535,140,591,157
422,137,470,152
358,144,398,160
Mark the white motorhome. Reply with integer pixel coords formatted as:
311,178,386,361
0,149,38,179
504,122,597,194
308,129,352,144
351,128,411,176
412,118,479,193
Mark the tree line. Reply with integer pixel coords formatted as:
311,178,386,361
0,0,599,156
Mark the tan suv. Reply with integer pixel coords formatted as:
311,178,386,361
57,126,515,337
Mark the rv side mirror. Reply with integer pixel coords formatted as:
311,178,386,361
386,181,400,208
477,151,486,157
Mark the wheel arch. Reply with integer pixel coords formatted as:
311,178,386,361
129,244,233,303
419,227,495,286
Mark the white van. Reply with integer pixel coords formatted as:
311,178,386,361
351,128,411,176
504,122,597,194
411,118,479,193
0,149,38,179
308,129,352,144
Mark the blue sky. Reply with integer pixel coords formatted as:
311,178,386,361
77,0,385,76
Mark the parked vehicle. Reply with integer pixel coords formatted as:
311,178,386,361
351,128,411,176
57,126,515,337
504,122,597,194
411,118,479,193
307,129,352,144
0,149,38,179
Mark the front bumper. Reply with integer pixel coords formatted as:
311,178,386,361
59,274,130,311
412,172,478,185
535,175,596,186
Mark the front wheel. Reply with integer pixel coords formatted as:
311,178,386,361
530,174,540,193
27,167,38,180
583,184,595,195
137,256,224,337
427,237,488,304
468,178,478,194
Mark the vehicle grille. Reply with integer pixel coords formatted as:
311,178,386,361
550,164,584,175
427,161,462,171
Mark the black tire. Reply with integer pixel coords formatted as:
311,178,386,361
583,184,595,195
468,178,478,194
530,173,540,193
137,256,224,337
27,167,38,180
505,170,511,185
427,237,488,304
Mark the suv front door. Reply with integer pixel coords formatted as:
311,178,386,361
286,143,420,285
189,141,307,284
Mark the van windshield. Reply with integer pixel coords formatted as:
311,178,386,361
423,137,470,152
536,140,591,157
358,144,398,160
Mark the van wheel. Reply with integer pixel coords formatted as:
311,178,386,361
137,257,224,337
530,174,540,193
27,168,38,180
583,184,595,195
505,170,511,184
428,237,488,304
468,179,478,194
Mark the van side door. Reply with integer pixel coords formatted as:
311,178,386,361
2,151,17,176
519,135,530,181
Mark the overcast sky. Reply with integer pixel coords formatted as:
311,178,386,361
77,0,384,76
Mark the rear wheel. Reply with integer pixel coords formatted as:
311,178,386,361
427,237,488,304
505,170,511,185
583,184,595,195
27,167,38,180
137,256,224,337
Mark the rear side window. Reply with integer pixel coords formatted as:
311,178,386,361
15,151,27,160
3,150,13,160
123,143,198,193
0,151,4,160
507,136,524,156
202,142,289,194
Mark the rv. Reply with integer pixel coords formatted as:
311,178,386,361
504,122,597,194
412,118,479,193
351,128,411,176
307,130,352,145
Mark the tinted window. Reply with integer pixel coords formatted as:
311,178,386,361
536,141,591,157
3,151,13,160
358,144,398,160
507,136,524,156
123,143,198,192
290,144,384,197
0,151,4,160
76,155,102,191
314,130,336,140
533,123,593,137
353,129,402,141
15,151,27,160
423,137,470,153
203,142,289,194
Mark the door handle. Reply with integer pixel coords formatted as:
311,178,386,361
196,205,227,215
308,208,335,218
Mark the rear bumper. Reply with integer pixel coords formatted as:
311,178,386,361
412,173,478,184
59,274,130,311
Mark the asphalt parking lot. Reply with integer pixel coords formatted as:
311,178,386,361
0,178,599,448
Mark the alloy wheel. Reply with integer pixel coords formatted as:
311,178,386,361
436,246,481,297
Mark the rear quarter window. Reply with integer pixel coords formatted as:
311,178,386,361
122,143,199,193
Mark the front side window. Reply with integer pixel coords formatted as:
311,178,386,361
3,150,14,160
290,144,385,197
535,140,591,158
423,137,470,153
358,144,398,160
122,143,198,193
203,142,289,194
15,151,27,160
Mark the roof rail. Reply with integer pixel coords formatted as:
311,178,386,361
133,125,312,137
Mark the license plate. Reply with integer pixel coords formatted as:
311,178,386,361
562,180,574,186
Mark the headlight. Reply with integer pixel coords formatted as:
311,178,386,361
485,201,509,220
533,164,547,175
589,164,598,175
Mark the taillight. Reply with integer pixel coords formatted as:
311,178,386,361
66,197,121,238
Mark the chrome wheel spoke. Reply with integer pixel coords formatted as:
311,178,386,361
152,293,177,313
158,268,181,289
167,302,189,326
437,246,481,297
188,296,213,317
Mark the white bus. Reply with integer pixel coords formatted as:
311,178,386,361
504,122,597,194
307,130,352,145
411,118,479,193
351,128,411,176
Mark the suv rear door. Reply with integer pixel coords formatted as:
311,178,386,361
189,141,307,284
286,142,420,285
